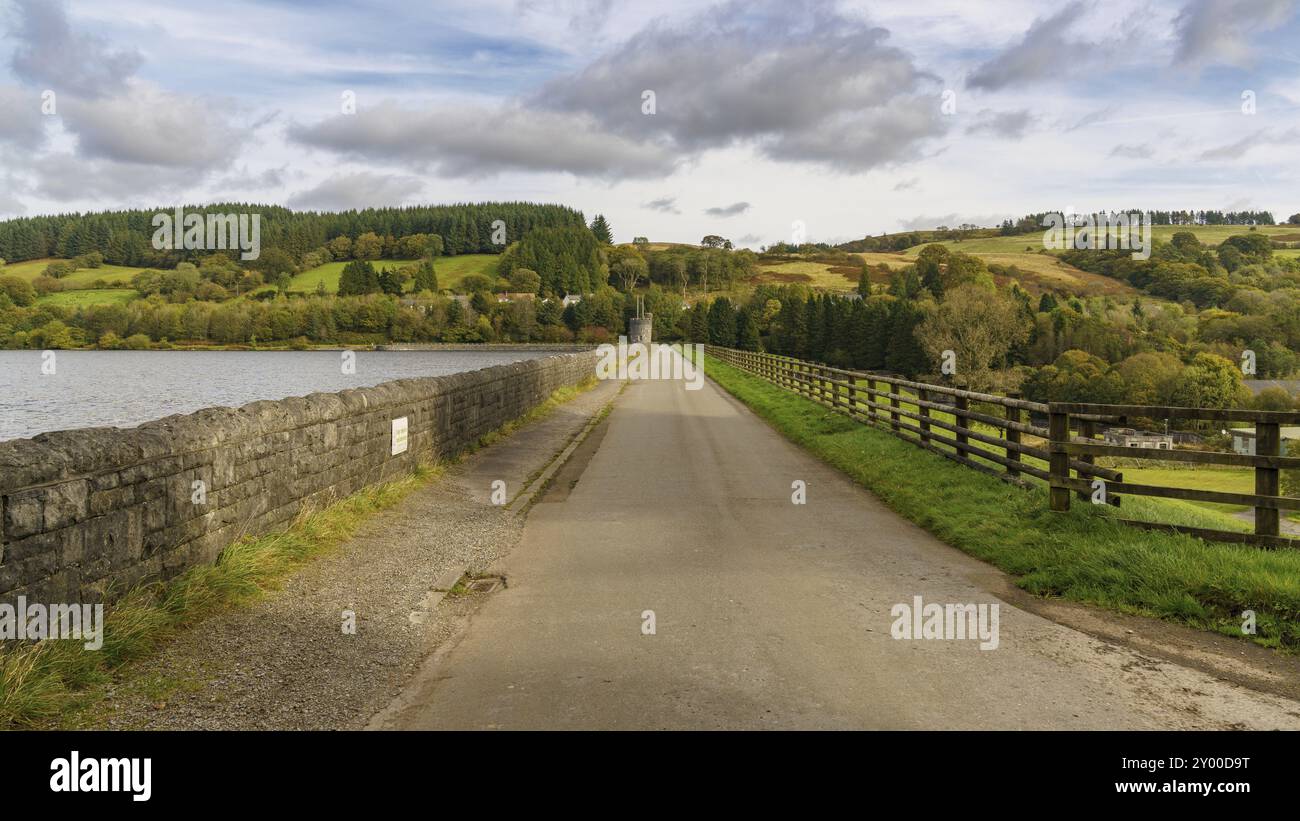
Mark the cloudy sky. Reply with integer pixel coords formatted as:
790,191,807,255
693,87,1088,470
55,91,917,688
1,0,1298,247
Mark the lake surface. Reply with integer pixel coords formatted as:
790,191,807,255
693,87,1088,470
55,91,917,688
0,350,559,441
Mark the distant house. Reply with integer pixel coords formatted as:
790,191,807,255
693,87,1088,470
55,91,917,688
496,292,536,303
1103,427,1173,449
562,294,583,307
1231,426,1300,455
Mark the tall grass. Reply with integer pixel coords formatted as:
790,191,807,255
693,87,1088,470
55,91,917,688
706,355,1300,652
0,465,437,728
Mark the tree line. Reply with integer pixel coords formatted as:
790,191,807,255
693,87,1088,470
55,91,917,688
0,202,586,266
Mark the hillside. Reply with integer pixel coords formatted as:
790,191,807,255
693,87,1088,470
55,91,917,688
286,254,499,294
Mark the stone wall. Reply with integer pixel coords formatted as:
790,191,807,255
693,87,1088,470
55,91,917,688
0,350,599,604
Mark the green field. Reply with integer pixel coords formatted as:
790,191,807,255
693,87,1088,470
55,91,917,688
1151,224,1300,246
0,258,144,287
900,224,1299,256
35,289,137,308
287,254,499,294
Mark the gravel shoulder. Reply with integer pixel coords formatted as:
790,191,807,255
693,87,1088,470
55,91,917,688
83,379,621,730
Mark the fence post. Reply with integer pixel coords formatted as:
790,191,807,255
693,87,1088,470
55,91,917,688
918,388,931,445
1049,405,1071,512
1076,418,1095,501
1005,392,1021,478
888,379,900,431
1256,421,1280,537
954,393,969,451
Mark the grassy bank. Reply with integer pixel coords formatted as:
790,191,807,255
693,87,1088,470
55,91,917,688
0,376,597,728
705,355,1300,652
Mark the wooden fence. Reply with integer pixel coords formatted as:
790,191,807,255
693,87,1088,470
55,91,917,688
710,346,1299,549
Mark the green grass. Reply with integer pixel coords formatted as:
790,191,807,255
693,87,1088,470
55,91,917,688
0,464,439,728
0,258,144,287
705,354,1300,652
287,254,499,294
35,288,137,308
432,254,503,292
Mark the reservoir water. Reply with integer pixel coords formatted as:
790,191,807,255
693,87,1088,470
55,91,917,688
0,349,558,441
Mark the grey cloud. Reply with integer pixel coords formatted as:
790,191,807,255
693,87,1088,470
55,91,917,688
0,85,47,149
704,201,750,217
0,173,29,216
213,165,289,192
1174,0,1297,69
286,0,944,178
515,0,615,35
288,101,678,179
535,0,946,171
761,102,945,171
7,0,142,98
893,178,919,191
737,233,763,246
1110,143,1154,159
59,88,245,169
1199,127,1300,160
286,172,424,212
967,3,1090,91
1066,106,1119,131
965,109,1033,139
30,153,205,201
643,197,681,214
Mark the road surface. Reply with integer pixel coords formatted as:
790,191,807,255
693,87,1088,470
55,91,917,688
377,374,1300,730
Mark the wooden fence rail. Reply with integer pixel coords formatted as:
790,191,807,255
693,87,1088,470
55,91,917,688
709,346,1298,549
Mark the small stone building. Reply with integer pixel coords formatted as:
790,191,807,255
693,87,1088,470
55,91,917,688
1103,427,1173,449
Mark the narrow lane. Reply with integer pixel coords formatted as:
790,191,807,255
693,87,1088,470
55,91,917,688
386,375,1300,730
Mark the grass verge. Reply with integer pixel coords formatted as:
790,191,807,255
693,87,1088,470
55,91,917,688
0,376,597,728
705,355,1300,653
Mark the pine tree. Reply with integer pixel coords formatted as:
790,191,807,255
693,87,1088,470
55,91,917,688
590,214,613,245
338,260,379,296
787,297,809,359
737,309,762,351
707,297,737,346
848,300,870,367
884,301,928,377
690,303,709,342
413,258,438,293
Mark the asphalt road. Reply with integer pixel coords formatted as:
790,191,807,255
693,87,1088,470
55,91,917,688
379,375,1300,730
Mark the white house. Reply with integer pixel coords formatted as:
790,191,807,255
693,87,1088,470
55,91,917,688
1231,427,1300,455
